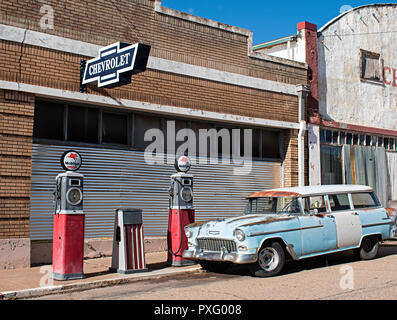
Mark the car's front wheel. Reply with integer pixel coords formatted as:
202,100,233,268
249,241,285,277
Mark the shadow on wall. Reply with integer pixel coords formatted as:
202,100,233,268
30,237,167,266
316,33,330,122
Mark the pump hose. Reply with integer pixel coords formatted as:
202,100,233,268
167,180,185,257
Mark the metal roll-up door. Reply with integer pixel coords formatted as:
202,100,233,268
30,144,281,240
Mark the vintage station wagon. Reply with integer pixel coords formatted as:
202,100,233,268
182,185,397,277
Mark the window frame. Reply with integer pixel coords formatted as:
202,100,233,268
327,193,353,212
33,98,283,160
359,49,383,84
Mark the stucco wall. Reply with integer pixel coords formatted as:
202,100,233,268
317,4,397,130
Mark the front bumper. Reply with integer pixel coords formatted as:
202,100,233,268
182,249,257,264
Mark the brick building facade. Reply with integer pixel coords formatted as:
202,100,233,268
0,0,307,268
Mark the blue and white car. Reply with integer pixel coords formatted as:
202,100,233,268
182,185,397,277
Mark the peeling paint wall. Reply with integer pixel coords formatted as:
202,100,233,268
318,4,397,130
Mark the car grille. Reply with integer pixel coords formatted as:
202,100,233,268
197,238,237,252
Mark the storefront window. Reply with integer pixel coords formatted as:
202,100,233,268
346,133,352,145
390,139,394,150
102,112,128,145
134,113,162,150
365,135,371,146
359,135,365,145
340,132,346,145
384,137,390,150
262,130,280,159
33,98,282,159
378,136,383,148
352,134,359,145
332,131,339,144
33,100,64,140
321,145,343,184
68,105,99,143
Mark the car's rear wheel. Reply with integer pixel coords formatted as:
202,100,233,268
198,260,230,273
249,241,285,277
354,236,379,260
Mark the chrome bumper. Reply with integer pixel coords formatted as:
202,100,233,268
182,249,257,264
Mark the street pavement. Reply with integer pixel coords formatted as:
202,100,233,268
3,241,397,300
36,240,397,300
0,251,200,300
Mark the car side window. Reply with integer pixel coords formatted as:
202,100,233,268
302,196,327,215
280,198,301,216
328,193,351,212
351,192,380,209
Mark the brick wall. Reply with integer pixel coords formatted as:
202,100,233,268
0,40,300,123
283,129,299,187
0,90,34,239
0,0,307,86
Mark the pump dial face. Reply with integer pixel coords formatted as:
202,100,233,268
181,186,193,202
66,188,82,206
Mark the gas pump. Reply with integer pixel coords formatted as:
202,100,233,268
52,150,85,280
167,156,195,266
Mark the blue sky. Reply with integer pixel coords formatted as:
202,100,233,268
162,0,394,44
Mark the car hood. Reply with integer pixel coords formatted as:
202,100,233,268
190,214,292,238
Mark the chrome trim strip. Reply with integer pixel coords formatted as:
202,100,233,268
362,222,392,228
249,224,323,237
182,250,257,264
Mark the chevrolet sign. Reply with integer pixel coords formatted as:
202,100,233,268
82,42,151,88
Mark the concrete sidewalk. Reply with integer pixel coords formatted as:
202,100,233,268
0,252,200,300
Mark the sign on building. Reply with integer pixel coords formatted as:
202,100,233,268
82,42,151,88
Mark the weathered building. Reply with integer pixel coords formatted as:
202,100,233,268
0,0,307,268
256,4,397,209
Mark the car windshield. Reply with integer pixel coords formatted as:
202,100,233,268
244,197,300,215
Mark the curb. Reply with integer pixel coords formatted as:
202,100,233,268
0,265,201,300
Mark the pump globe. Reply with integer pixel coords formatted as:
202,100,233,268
175,155,191,173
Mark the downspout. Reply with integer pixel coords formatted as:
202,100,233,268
296,84,310,187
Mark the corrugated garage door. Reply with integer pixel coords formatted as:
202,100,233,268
30,144,281,239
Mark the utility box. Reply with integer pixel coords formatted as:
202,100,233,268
110,208,148,274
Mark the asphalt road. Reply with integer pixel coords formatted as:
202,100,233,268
33,241,397,300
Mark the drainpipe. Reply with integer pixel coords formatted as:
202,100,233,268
296,84,310,187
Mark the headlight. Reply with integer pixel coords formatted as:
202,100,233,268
234,229,245,241
66,188,82,206
185,227,193,238
180,186,193,202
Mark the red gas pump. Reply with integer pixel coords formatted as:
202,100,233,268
167,156,195,266
52,151,85,280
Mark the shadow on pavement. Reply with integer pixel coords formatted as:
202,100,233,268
202,241,397,278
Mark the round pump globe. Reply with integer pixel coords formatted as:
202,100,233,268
175,155,191,173
61,150,82,171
